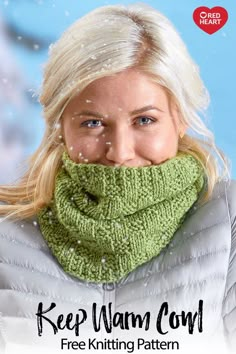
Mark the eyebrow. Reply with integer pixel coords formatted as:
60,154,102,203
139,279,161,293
72,105,164,119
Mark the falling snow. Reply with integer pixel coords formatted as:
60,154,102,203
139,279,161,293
33,44,40,50
101,256,106,264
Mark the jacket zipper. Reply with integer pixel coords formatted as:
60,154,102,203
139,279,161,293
101,282,116,340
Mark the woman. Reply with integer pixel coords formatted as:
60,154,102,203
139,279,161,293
0,3,235,353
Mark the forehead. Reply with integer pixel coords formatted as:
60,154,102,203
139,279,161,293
64,68,170,113
80,69,159,94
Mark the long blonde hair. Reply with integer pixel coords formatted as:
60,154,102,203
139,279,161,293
0,2,230,220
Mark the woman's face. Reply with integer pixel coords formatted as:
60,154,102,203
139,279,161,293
62,68,186,167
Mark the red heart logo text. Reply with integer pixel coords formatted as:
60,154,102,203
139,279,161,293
193,6,228,34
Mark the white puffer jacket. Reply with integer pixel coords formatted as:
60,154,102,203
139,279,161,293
0,180,235,354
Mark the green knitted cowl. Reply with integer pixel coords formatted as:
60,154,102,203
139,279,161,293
37,152,205,283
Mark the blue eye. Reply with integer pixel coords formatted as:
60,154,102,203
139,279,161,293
81,120,102,128
137,116,155,125
81,116,155,128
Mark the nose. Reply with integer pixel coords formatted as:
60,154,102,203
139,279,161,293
105,126,136,166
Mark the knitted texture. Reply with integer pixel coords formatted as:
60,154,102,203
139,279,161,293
37,152,205,283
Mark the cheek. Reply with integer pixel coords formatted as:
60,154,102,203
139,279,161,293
65,134,105,163
63,122,95,162
143,137,169,156
140,128,179,163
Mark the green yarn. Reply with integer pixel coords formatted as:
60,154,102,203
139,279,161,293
37,152,205,283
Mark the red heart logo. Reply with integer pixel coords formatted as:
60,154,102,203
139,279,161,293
193,6,228,34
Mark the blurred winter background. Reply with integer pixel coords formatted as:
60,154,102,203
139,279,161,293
0,0,235,184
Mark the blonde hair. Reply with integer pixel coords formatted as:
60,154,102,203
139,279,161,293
0,2,230,220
